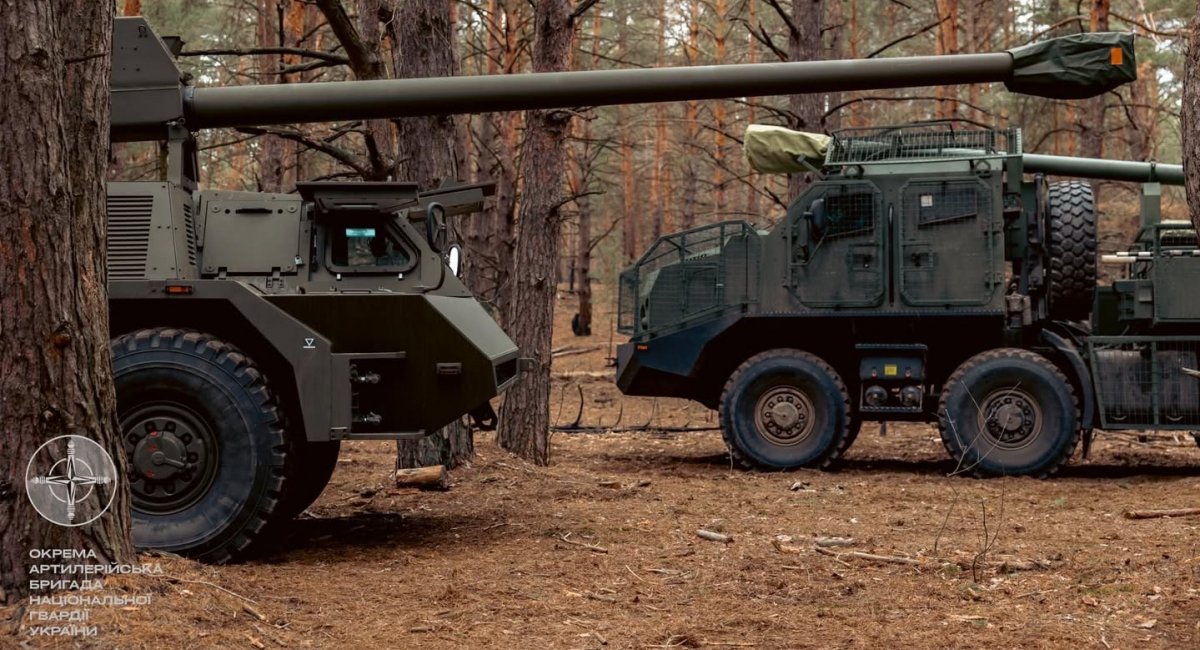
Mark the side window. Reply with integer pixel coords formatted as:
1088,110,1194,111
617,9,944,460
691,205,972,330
821,190,877,239
328,224,413,271
907,183,980,227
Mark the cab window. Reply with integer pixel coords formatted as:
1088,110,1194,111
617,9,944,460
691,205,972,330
329,225,413,271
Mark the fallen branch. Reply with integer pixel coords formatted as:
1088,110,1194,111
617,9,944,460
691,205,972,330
697,529,732,543
558,533,609,554
551,344,604,358
395,465,448,491
814,547,1053,573
815,546,922,566
814,536,855,548
1124,508,1200,520
160,576,257,605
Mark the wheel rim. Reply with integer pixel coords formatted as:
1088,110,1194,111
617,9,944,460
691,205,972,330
122,402,219,514
976,387,1043,450
753,385,816,446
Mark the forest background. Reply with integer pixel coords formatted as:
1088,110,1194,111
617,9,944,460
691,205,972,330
116,0,1192,317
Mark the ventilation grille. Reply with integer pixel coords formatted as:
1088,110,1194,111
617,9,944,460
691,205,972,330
182,201,197,266
107,195,154,279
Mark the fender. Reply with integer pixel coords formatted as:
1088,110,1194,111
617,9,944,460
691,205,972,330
109,279,336,441
1040,329,1096,431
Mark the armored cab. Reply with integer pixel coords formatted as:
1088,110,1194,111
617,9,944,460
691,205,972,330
107,15,1139,560
616,121,1188,478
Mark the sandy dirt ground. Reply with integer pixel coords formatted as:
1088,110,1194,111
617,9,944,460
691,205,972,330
5,288,1200,649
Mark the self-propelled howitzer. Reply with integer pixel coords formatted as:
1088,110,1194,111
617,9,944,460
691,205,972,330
615,121,1190,480
104,16,1139,563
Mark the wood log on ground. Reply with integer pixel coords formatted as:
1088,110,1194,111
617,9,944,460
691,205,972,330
697,529,732,543
395,465,449,491
1124,507,1200,519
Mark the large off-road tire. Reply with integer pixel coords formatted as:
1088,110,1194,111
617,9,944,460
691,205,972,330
843,418,863,450
277,440,341,520
1046,180,1097,321
111,328,289,563
719,349,852,470
938,348,1079,477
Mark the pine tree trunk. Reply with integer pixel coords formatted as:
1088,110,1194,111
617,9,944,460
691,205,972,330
465,0,520,311
392,0,461,187
570,10,601,338
680,0,702,231
712,0,728,219
934,0,959,120
651,0,668,239
496,0,575,465
1081,0,1110,205
823,0,843,133
390,0,474,468
1080,0,1110,161
620,109,638,261
257,0,289,192
0,0,134,604
787,0,825,202
744,0,761,218
1184,10,1200,232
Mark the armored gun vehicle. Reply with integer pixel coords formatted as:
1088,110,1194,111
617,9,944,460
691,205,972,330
108,16,1138,560
615,121,1187,478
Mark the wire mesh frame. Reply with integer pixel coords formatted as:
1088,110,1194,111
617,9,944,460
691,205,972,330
825,123,1021,166
789,182,882,273
1088,336,1200,430
617,221,760,337
902,179,989,229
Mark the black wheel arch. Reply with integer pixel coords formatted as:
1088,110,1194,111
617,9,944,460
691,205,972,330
689,318,858,409
1037,327,1097,431
111,298,308,443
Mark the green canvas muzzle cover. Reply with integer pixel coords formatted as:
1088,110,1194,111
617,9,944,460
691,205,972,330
1005,32,1136,100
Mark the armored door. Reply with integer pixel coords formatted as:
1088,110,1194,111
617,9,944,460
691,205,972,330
790,182,885,308
896,177,1001,307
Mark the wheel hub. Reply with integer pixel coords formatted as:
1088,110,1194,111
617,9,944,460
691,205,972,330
754,386,815,446
122,404,218,514
979,389,1043,449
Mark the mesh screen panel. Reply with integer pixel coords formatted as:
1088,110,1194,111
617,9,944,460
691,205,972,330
1089,337,1200,429
826,123,1020,166
617,221,760,336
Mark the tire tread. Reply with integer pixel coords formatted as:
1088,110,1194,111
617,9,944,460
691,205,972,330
110,327,288,563
719,349,852,470
937,347,1080,478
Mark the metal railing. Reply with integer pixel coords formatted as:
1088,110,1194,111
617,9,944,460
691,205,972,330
618,221,760,337
826,123,1020,166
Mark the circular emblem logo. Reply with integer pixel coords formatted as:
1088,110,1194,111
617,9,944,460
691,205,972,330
25,435,118,527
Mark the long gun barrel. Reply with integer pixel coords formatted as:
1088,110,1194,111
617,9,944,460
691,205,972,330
112,17,1136,142
1023,154,1184,186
